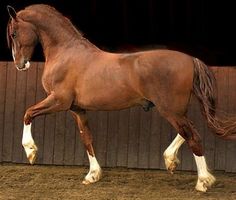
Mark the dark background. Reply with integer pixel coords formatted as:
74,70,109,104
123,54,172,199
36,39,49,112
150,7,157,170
1,0,236,65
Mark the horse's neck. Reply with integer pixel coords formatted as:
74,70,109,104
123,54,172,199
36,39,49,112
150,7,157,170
38,28,75,58
40,35,100,62
20,9,100,60
38,29,101,65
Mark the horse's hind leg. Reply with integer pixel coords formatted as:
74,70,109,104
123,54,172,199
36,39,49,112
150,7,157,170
194,154,216,192
70,110,102,185
163,133,185,173
167,116,215,192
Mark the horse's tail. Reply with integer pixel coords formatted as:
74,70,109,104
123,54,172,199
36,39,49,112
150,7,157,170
192,57,236,140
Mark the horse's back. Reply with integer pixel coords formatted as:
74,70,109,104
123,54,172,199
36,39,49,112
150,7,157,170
118,49,194,91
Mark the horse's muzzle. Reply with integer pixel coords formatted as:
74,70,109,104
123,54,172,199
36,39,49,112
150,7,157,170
16,60,30,71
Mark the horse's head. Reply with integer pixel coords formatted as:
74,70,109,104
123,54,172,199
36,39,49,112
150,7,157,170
7,6,38,71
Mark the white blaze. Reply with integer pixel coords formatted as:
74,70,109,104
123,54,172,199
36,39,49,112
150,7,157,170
12,48,16,61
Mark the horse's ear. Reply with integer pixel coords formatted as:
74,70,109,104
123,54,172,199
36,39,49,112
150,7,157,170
7,5,17,20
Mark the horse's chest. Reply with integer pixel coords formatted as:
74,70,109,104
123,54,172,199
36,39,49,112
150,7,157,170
41,72,54,94
42,64,70,94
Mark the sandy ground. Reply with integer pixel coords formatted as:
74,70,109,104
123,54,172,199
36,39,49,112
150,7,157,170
0,164,235,200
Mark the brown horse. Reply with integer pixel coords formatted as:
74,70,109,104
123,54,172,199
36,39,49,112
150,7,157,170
7,4,236,192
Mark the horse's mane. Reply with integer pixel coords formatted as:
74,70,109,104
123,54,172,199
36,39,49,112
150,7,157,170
10,4,84,40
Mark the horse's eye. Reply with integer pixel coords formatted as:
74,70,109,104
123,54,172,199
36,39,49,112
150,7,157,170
11,31,17,39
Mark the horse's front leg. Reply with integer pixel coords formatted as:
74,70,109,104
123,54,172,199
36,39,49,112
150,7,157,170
70,110,102,185
22,123,37,164
23,93,71,164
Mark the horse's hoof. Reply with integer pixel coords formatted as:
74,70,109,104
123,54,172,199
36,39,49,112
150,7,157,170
195,174,216,192
167,160,179,174
82,169,102,185
28,149,37,165
82,179,92,185
163,153,180,173
23,143,38,165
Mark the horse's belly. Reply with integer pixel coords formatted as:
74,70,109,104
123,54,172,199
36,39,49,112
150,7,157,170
75,90,141,111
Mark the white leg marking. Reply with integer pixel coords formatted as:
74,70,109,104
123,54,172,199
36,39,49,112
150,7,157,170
163,134,185,173
22,123,38,164
82,151,102,185
12,48,16,62
194,155,216,192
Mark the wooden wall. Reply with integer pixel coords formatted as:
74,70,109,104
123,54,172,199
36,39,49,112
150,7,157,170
0,62,235,172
